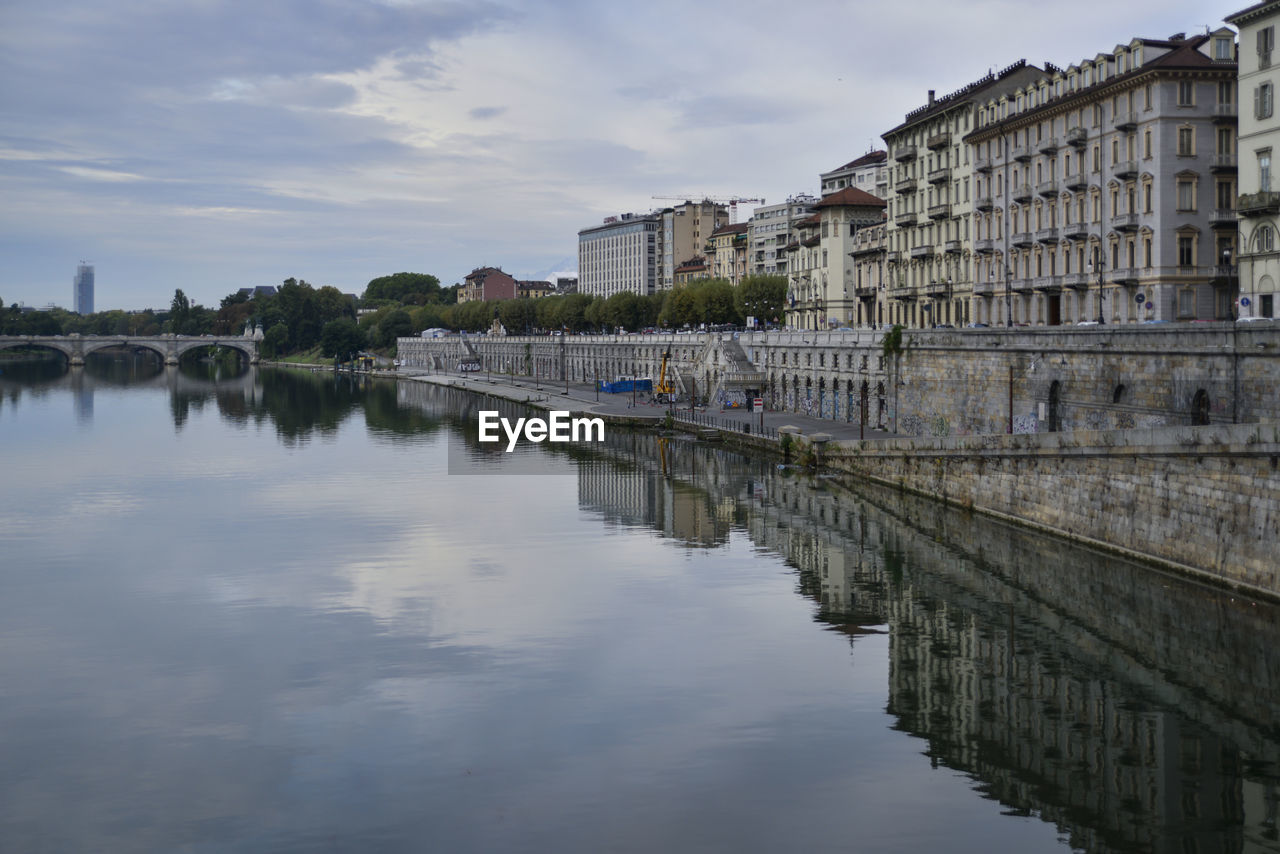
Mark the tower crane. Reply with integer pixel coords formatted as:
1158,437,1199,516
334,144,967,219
651,195,765,223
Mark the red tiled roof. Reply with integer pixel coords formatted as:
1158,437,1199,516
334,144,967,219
813,187,887,209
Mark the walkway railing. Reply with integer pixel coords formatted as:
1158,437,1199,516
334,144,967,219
666,407,780,441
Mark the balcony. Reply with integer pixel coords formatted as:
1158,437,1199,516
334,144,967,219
924,280,951,297
927,131,951,150
1062,272,1089,289
1112,212,1139,232
850,243,884,257
1011,144,1032,162
1210,208,1237,226
1114,111,1138,131
855,286,878,298
1037,179,1059,198
894,211,919,226
1063,221,1090,240
1238,191,1280,216
1035,276,1063,292
895,176,918,194
1109,267,1138,285
1012,230,1034,248
972,278,995,295
975,195,994,212
1212,265,1238,285
975,156,993,173
886,251,903,263
1036,226,1060,244
1012,277,1035,293
1038,136,1060,154
1066,126,1088,148
1064,171,1088,191
928,202,952,220
894,144,918,162
910,245,935,259
1113,160,1138,179
944,239,962,254
1213,102,1238,123
1210,153,1237,172
973,238,996,254
888,284,916,301
927,166,951,184
1012,183,1033,203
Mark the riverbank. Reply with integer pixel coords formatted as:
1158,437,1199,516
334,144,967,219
263,361,1280,598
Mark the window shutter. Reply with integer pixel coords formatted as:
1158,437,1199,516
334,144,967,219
1256,85,1262,119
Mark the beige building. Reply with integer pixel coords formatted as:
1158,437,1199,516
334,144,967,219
708,222,750,284
1229,0,1280,319
659,200,728,291
966,32,1238,326
784,187,887,329
577,212,661,298
882,61,1049,329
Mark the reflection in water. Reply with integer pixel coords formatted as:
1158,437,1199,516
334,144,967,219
2,369,1277,853
531,415,1280,854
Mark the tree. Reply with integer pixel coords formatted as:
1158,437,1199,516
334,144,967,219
170,289,192,334
261,322,289,357
735,275,787,326
320,318,366,361
363,272,441,304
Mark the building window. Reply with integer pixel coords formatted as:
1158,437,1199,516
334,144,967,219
1178,234,1196,266
1143,130,1152,159
1144,236,1152,267
1177,178,1197,211
1216,37,1233,61
1178,80,1195,106
1261,151,1273,192
1217,180,1234,210
1144,83,1152,110
1259,26,1275,69
1178,288,1196,318
1177,126,1195,156
1257,83,1274,119
1260,225,1275,252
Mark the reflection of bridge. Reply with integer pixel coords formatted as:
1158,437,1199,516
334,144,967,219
0,334,258,365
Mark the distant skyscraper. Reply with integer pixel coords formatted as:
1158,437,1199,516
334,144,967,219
74,263,94,315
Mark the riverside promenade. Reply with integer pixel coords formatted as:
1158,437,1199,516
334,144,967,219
399,365,904,443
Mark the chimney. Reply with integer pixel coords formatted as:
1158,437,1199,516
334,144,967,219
928,89,935,107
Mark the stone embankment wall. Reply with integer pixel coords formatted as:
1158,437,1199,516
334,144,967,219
400,323,1280,434
821,422,1280,596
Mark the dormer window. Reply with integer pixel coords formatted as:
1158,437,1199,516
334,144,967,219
1215,37,1232,61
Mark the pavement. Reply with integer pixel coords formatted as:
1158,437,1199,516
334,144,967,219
399,367,904,442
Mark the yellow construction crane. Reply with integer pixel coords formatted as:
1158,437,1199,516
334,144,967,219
651,195,764,223
655,347,676,402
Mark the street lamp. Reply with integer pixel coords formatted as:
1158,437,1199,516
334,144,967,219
1089,246,1105,325
1004,262,1013,328
1222,248,1236,319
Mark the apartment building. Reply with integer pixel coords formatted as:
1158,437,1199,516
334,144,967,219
658,200,728,291
820,150,890,199
577,212,661,298
709,222,750,283
784,187,886,329
1229,0,1280,319
458,267,517,303
965,32,1238,326
883,61,1049,329
747,195,817,277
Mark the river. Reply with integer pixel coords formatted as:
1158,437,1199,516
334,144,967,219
1,356,1277,853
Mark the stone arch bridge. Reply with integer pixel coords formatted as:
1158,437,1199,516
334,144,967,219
0,334,258,366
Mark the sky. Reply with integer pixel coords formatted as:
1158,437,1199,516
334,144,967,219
0,0,1233,312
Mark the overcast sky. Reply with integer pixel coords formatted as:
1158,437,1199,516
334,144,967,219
1,0,1231,311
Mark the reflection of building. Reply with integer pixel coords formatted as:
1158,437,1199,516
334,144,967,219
74,263,94,315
